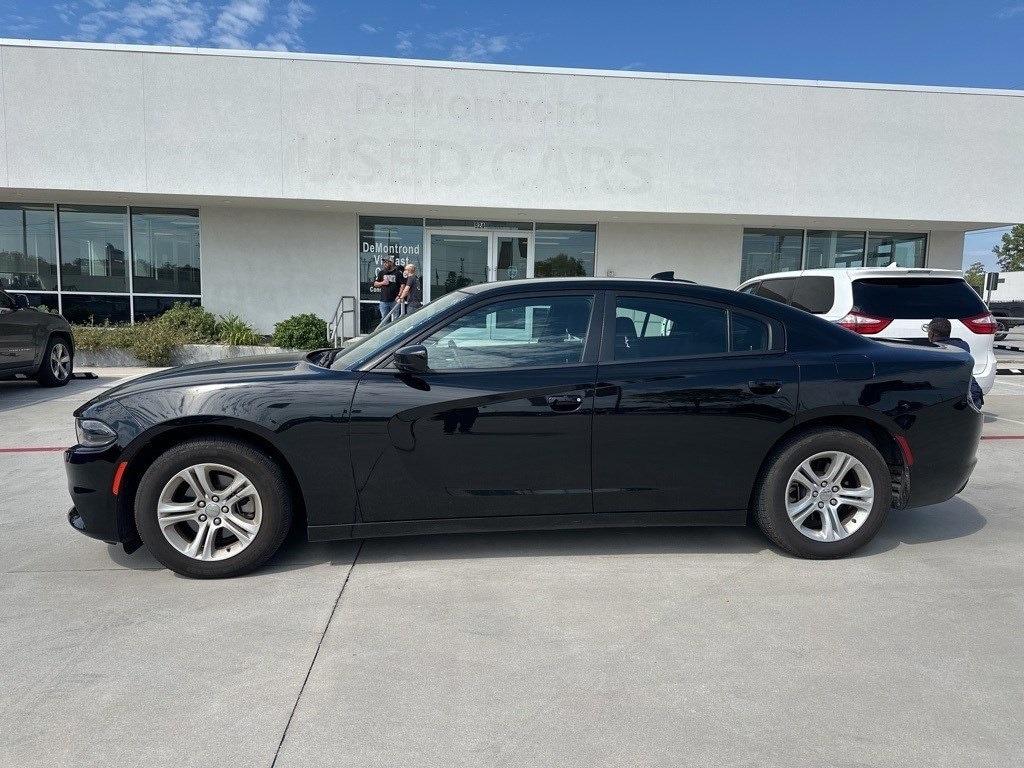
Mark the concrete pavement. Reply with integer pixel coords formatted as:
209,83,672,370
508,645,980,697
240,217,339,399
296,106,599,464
0,368,1022,767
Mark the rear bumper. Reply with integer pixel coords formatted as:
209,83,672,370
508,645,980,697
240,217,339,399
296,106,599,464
975,353,996,394
902,398,983,509
64,444,126,543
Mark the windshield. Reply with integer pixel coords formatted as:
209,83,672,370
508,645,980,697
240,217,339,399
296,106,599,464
329,290,470,370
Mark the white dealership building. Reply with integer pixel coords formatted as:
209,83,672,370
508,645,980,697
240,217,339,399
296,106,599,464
0,39,1021,334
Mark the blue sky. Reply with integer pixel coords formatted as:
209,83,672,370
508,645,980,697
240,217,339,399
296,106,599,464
0,0,1019,266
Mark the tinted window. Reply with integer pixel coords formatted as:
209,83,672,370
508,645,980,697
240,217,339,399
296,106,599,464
614,296,728,360
740,229,803,282
755,278,797,305
731,313,771,352
740,282,760,295
131,208,200,295
58,206,129,293
423,295,594,370
852,278,986,319
790,276,835,314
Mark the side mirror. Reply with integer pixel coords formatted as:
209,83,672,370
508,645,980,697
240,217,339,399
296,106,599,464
393,344,429,374
13,294,30,309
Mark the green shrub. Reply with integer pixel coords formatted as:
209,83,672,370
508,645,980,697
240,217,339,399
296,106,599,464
71,322,135,351
271,313,329,349
216,314,262,346
155,302,217,342
127,320,178,366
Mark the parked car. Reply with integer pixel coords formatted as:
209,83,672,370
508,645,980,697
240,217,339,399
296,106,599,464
66,278,981,578
985,300,1024,341
738,268,998,393
0,288,75,386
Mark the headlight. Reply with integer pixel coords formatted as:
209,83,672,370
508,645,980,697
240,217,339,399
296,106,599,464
75,418,118,448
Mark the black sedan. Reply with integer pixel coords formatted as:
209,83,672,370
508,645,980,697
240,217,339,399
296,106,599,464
66,278,982,578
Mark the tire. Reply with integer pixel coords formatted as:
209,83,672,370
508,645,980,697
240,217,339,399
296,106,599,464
752,427,891,559
134,437,293,578
995,321,1008,342
36,336,73,387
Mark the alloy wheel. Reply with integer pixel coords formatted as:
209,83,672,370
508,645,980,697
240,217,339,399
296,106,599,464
156,463,263,561
785,451,874,542
50,343,71,380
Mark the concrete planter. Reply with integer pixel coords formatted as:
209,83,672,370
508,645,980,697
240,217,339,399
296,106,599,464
76,343,304,368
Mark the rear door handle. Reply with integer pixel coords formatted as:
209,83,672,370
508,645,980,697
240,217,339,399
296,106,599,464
546,394,584,412
747,380,782,395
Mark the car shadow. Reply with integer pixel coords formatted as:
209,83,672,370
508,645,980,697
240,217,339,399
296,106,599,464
105,497,987,574
0,373,117,414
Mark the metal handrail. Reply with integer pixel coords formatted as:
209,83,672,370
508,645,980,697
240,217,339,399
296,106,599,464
328,295,357,346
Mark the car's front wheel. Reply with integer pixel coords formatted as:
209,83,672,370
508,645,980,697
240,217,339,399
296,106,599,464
36,336,73,387
753,428,891,558
134,437,293,578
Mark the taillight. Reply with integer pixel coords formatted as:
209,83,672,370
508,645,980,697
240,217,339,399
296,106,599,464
961,312,997,335
836,312,893,334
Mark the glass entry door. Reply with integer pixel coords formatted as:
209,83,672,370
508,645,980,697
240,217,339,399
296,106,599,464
425,230,534,301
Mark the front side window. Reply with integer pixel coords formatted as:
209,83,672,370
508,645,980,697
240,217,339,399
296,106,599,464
422,295,594,371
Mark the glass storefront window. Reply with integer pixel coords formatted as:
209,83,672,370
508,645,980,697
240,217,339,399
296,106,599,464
0,204,58,291
20,292,59,312
740,229,803,282
59,206,129,293
131,208,200,295
805,231,866,269
866,232,926,268
535,224,596,277
133,295,201,322
359,216,423,302
61,294,131,325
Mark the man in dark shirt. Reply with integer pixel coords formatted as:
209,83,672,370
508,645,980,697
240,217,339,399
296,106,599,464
373,258,404,325
927,317,984,409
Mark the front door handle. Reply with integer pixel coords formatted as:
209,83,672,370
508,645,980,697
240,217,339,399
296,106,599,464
748,380,782,395
546,394,584,412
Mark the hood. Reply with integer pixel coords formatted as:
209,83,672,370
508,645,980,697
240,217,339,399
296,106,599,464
76,352,307,415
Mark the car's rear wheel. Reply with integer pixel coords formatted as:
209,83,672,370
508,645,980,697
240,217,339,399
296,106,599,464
134,437,293,578
995,320,1008,342
36,336,73,387
753,428,891,558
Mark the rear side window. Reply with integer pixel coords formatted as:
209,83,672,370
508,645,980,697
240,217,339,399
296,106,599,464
852,278,987,319
790,276,835,314
755,278,796,305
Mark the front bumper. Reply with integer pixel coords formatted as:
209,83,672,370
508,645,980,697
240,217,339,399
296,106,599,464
64,444,126,544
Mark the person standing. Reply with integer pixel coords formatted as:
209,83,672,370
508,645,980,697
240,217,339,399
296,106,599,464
927,318,984,409
398,263,422,314
373,258,404,325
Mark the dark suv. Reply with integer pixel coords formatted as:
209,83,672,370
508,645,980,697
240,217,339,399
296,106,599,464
0,289,75,387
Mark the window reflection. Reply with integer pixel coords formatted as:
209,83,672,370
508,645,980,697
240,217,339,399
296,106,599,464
59,206,129,293
133,295,200,321
0,205,57,291
61,294,131,325
535,224,596,277
806,231,865,269
741,229,803,281
867,232,926,268
131,208,200,295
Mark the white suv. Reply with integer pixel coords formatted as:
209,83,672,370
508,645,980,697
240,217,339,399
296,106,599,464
737,267,997,393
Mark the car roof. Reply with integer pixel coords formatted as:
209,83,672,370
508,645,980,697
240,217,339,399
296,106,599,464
738,267,964,285
460,276,743,302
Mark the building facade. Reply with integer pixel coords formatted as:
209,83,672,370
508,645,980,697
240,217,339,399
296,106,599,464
0,39,1021,333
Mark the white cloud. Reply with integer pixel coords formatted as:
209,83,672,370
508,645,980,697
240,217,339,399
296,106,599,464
359,23,379,33
395,30,414,54
424,28,526,62
212,0,268,48
257,0,313,51
996,4,1024,18
620,62,646,71
54,0,313,51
